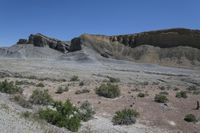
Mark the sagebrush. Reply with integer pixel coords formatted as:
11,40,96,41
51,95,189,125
96,83,120,98
38,100,81,132
112,109,139,125
29,89,53,105
0,80,22,94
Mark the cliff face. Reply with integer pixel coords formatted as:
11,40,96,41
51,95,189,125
109,28,200,49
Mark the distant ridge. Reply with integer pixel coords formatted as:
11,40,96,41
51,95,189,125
0,28,200,67
86,28,200,49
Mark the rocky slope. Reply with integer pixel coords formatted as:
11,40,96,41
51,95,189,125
1,28,200,67
0,44,63,58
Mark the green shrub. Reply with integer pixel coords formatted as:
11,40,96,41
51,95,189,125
75,89,90,95
193,91,200,95
0,80,22,94
79,81,84,86
159,91,169,95
186,86,198,91
137,93,145,97
56,87,64,94
39,100,81,132
66,115,81,132
70,75,79,81
56,86,68,94
152,82,160,85
141,81,149,86
112,109,139,125
107,76,120,83
187,86,200,95
36,82,45,87
173,87,179,91
11,95,32,108
64,86,69,91
184,114,198,123
79,101,95,122
0,103,9,110
159,86,166,90
154,94,168,103
176,91,187,98
96,83,120,98
27,75,37,80
29,89,53,105
15,80,35,86
21,111,32,119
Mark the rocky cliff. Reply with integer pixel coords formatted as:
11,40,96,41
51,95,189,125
77,28,200,66
109,28,200,49
17,33,70,53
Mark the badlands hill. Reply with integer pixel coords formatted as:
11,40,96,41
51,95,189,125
1,28,200,67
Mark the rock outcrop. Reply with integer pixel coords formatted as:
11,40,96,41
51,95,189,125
69,37,82,52
17,39,28,44
17,33,70,53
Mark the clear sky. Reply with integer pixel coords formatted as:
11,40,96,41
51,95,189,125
0,0,200,46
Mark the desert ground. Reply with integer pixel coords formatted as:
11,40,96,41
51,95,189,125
0,55,200,133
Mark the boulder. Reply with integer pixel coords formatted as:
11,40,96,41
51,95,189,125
28,34,47,47
55,41,69,53
70,37,82,52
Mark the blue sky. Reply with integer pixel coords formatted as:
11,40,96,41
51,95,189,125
0,0,200,46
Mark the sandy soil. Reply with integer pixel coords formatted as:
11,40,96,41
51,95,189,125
0,57,200,133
